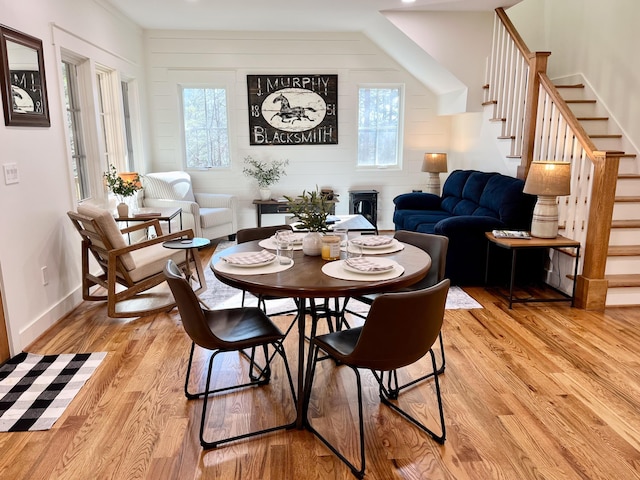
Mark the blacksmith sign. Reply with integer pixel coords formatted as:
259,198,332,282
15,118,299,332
247,74,338,145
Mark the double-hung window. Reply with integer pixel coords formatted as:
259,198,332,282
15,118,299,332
357,86,403,168
182,87,230,168
61,60,90,201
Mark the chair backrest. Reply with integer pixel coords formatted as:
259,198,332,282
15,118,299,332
236,224,292,244
70,204,136,271
164,260,220,350
393,230,448,288
142,171,196,202
346,279,450,371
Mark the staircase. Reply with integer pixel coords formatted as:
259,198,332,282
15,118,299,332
555,82,640,306
483,8,640,308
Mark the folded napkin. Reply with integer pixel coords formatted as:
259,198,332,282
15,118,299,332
351,235,394,247
345,257,395,272
222,250,276,265
273,232,306,244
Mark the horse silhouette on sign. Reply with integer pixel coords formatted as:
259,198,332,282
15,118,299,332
271,93,317,123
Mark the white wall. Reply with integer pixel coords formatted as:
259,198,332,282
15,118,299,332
508,0,640,153
0,0,147,353
144,30,452,232
382,11,495,114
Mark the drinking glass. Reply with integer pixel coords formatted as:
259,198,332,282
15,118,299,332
275,230,293,265
333,227,348,249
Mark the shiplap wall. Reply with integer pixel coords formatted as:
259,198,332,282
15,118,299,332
144,30,451,231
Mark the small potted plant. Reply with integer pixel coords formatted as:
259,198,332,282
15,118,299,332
243,156,289,200
284,187,332,255
104,164,141,217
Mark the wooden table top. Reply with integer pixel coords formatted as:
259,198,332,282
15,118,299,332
211,240,431,299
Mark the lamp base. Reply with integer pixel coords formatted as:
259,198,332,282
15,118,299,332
530,195,559,238
426,173,441,195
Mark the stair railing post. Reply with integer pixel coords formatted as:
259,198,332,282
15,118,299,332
575,151,620,310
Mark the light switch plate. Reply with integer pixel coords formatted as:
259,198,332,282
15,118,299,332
3,163,19,184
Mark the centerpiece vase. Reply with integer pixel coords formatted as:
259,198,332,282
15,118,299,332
259,188,271,201
116,201,129,218
302,231,323,256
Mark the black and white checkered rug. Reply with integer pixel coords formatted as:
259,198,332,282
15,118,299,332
0,351,106,432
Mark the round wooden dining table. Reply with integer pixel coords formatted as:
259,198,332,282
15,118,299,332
211,239,432,428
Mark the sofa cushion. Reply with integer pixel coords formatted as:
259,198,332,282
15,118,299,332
143,172,196,202
403,211,451,231
78,203,136,271
199,207,233,229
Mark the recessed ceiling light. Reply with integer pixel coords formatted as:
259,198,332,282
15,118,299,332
402,0,416,3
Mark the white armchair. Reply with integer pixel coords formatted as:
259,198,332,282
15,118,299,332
141,171,237,240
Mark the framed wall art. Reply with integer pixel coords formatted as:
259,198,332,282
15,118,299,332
247,74,337,146
0,25,51,127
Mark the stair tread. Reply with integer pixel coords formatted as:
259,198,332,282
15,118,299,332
608,245,640,256
566,99,597,103
577,116,609,121
619,174,640,179
591,134,623,138
616,196,640,202
612,219,640,228
555,83,585,88
605,274,640,288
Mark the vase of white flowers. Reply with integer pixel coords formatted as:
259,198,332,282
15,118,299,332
103,165,141,217
243,156,289,200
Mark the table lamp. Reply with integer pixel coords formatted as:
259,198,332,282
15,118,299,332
118,171,141,188
422,153,447,195
523,161,571,238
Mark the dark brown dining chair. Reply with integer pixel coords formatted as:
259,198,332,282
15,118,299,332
341,231,449,389
303,279,450,479
164,260,296,449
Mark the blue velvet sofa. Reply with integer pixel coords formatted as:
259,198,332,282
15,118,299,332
393,169,537,285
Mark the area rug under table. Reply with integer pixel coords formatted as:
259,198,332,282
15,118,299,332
203,241,482,311
0,351,106,432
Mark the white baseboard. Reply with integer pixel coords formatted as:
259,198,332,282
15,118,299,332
18,288,84,351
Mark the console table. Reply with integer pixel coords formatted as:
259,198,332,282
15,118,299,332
253,199,336,227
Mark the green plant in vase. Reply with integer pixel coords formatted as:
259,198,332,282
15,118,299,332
284,187,332,255
243,156,289,200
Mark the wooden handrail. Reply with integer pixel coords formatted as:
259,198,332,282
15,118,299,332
495,8,531,59
537,73,599,156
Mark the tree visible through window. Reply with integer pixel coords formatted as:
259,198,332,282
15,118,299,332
183,88,230,168
357,86,402,167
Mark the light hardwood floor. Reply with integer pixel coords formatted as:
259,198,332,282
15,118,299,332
1,244,639,479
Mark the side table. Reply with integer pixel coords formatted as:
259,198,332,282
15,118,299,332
162,237,210,304
485,232,581,308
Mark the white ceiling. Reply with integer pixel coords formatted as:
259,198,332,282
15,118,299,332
103,0,520,32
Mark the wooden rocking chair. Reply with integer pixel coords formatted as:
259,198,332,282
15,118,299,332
68,203,204,318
